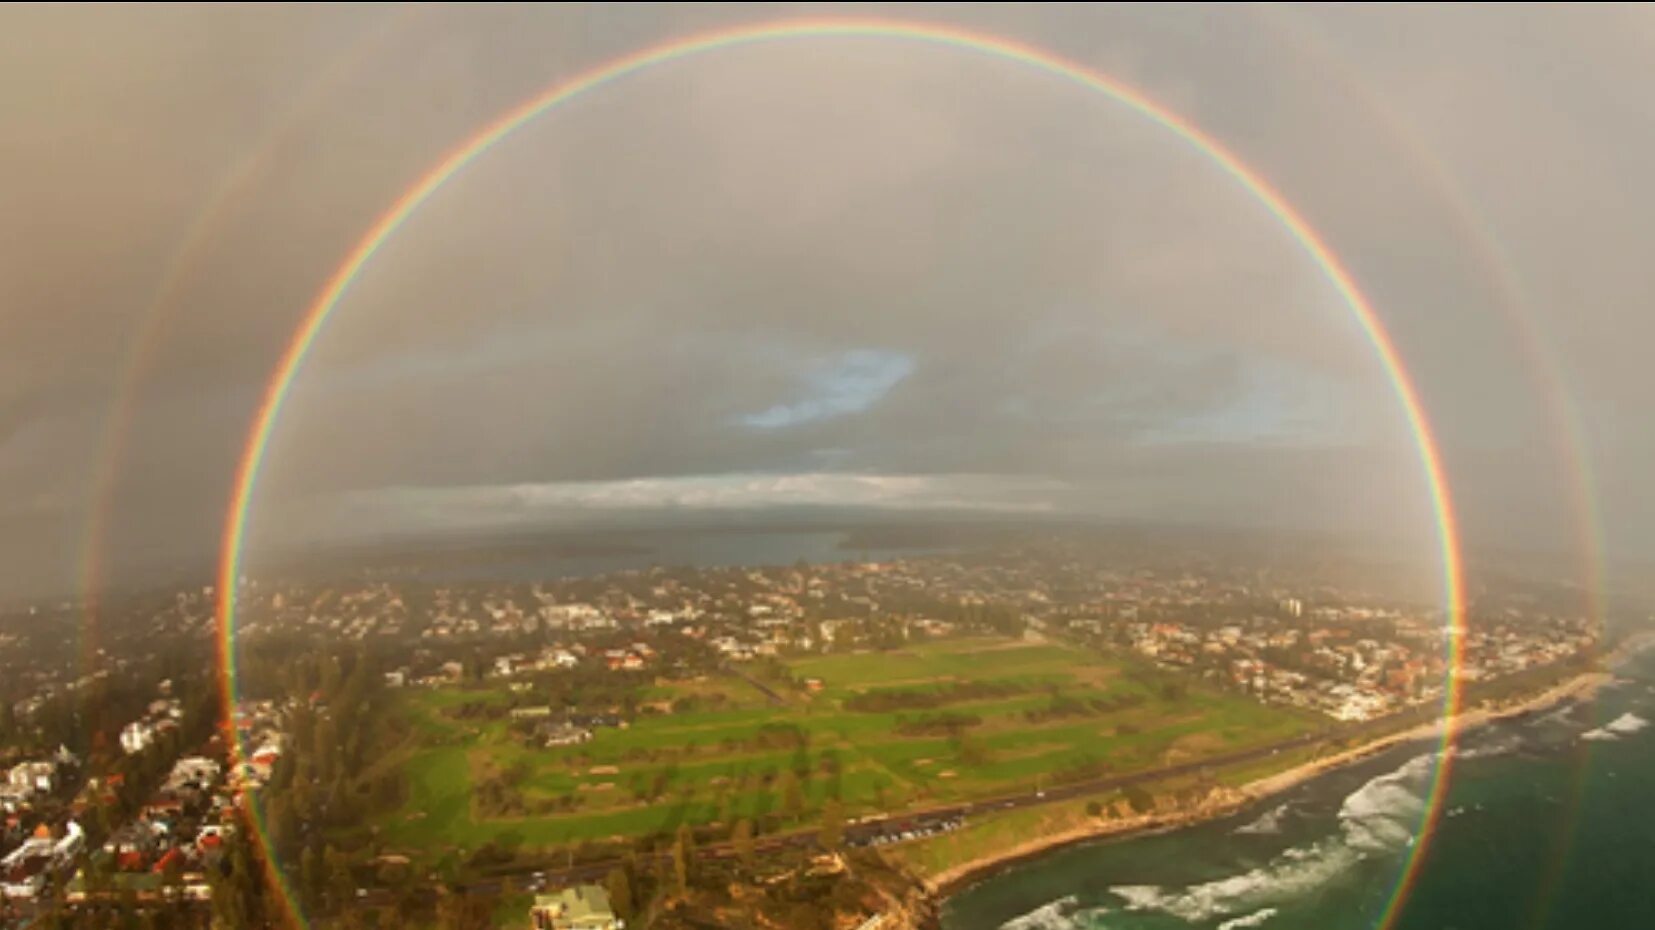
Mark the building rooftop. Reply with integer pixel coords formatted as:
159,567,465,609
532,883,618,929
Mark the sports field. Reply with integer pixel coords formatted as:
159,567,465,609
376,636,1315,853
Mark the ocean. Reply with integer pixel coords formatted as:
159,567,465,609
942,647,1655,930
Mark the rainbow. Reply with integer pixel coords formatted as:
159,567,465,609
213,17,1467,928
1259,3,1605,625
1258,12,1609,923
74,4,430,720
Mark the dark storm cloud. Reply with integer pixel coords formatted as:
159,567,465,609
1,3,1649,599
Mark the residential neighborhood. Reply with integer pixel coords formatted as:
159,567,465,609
0,534,1609,925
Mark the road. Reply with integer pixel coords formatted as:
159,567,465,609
723,665,788,707
444,727,1333,898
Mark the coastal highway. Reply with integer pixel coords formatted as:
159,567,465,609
307,666,1605,919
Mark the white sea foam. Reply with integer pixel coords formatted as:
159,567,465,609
1111,839,1360,922
1235,803,1289,835
1535,703,1577,727
1110,753,1429,923
1455,733,1523,760
1338,754,1430,825
1217,907,1280,930
1607,712,1647,734
998,895,1080,930
1582,713,1647,742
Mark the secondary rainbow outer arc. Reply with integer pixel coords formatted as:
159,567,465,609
213,18,1467,929
1257,11,1606,923
74,3,432,723
1258,1,1605,629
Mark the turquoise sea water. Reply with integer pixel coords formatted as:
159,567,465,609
942,648,1655,930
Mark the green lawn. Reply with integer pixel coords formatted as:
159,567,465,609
374,637,1318,857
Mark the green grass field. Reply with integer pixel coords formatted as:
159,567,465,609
374,636,1316,856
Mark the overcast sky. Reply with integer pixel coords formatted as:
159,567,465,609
3,3,1653,601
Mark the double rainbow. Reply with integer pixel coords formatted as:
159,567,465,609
213,18,1466,928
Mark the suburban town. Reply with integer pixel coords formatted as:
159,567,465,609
0,535,1604,928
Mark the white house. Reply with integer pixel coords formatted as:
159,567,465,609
8,761,57,795
121,720,157,755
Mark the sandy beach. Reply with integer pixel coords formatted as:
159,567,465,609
925,665,1614,896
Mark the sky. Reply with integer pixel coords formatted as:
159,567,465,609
3,3,1654,602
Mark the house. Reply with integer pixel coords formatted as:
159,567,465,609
8,761,57,796
121,721,158,755
53,821,84,861
165,757,221,793
151,847,185,875
250,742,283,768
531,884,622,930
1,821,81,899
53,746,79,770
1,858,47,900
196,824,230,853
538,723,593,748
104,822,160,860
0,781,35,813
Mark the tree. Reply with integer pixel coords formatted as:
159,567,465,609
210,826,263,930
672,824,694,895
314,715,338,785
1124,785,1155,815
777,770,803,818
955,734,991,766
160,850,185,904
436,888,487,930
731,819,756,870
819,798,845,851
300,846,322,911
325,845,355,913
605,867,634,922
265,793,299,863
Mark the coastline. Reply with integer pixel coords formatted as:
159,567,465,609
923,665,1613,898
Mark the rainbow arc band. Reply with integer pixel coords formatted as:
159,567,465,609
75,5,433,703
214,18,1465,929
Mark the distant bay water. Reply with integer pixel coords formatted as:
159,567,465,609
942,647,1655,930
415,528,950,583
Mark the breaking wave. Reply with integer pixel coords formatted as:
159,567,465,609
1454,732,1523,760
1608,712,1648,734
1217,907,1280,930
1534,702,1578,727
1583,712,1648,742
1109,754,1431,923
1234,803,1289,835
998,895,1080,930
